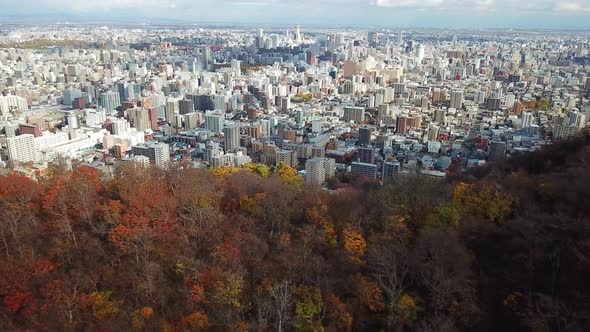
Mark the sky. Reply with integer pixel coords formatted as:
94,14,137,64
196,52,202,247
1,0,589,29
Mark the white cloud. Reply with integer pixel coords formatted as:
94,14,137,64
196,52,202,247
556,1,590,12
372,0,590,12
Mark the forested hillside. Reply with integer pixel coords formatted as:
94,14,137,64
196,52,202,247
1,131,590,331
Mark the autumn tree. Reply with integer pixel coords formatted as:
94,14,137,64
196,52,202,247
368,232,409,331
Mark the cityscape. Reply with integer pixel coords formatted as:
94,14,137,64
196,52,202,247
1,24,588,182
1,2,590,331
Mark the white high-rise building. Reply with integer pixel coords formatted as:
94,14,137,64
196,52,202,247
305,157,336,186
0,94,28,116
112,118,130,135
521,111,534,129
131,142,170,168
165,99,179,122
415,44,425,63
7,134,36,163
569,111,586,128
295,25,301,43
205,111,225,133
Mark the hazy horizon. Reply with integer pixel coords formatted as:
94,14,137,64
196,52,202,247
1,0,590,29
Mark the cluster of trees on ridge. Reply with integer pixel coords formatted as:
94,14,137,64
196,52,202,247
1,131,589,331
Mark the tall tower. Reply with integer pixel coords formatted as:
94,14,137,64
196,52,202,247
223,124,240,153
450,90,464,109
295,25,301,43
202,46,211,70
416,44,425,63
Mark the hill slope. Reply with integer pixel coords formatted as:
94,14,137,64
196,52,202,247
1,132,589,331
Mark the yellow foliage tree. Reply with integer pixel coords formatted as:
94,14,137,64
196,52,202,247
239,195,257,216
274,162,303,188
343,226,367,264
215,274,244,310
246,163,270,177
397,294,419,322
210,166,239,178
453,182,515,223
88,291,120,319
306,207,337,248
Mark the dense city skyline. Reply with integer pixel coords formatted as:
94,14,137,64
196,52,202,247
1,0,590,29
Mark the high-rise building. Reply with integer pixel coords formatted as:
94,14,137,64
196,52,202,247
344,106,365,123
165,99,179,122
131,142,170,168
6,134,36,163
396,115,409,134
100,91,121,111
205,111,224,133
305,157,335,186
434,109,446,124
382,161,401,179
368,31,378,47
427,125,440,142
450,90,464,109
358,127,371,146
202,46,212,70
281,97,291,112
486,97,501,111
19,123,41,137
179,99,194,115
357,146,376,164
432,88,441,104
569,111,586,128
130,108,150,132
276,149,298,168
489,141,506,161
223,124,240,153
415,44,425,63
117,81,128,103
295,25,301,43
148,108,158,130
184,112,199,130
521,111,534,129
112,118,129,135
351,161,378,179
